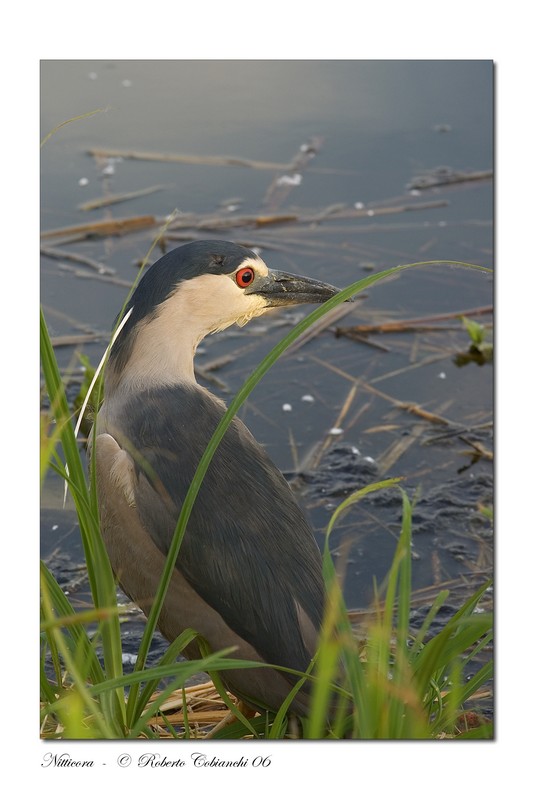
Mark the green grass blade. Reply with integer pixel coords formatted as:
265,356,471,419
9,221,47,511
41,311,126,713
133,628,200,718
40,561,106,686
408,590,450,660
412,581,492,689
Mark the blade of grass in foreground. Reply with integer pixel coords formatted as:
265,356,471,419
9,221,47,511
308,478,402,738
41,311,127,729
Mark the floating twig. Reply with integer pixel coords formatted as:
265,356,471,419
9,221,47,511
40,245,116,275
299,383,359,475
163,199,448,236
41,304,101,335
285,302,359,355
78,184,170,211
54,261,133,288
199,354,236,373
407,167,493,191
376,401,455,475
50,332,111,348
41,215,159,240
194,366,229,392
308,354,465,429
88,147,293,171
86,146,357,176
337,305,493,336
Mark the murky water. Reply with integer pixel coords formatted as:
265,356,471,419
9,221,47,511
41,60,493,671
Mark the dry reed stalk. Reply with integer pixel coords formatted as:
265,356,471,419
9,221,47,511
285,302,358,355
86,146,358,176
41,246,116,275
88,147,293,170
146,681,246,737
308,355,459,428
337,305,493,335
163,199,449,235
50,333,110,348
54,262,133,288
41,215,158,240
78,184,169,211
300,383,359,474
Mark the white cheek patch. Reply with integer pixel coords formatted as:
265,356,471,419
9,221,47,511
182,273,270,333
149,263,272,343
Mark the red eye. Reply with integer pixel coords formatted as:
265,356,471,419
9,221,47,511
235,267,255,288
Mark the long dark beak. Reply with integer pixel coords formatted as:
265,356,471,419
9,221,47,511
247,269,349,307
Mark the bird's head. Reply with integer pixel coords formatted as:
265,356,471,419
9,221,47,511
107,240,347,387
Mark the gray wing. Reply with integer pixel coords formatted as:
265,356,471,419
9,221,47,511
104,384,324,675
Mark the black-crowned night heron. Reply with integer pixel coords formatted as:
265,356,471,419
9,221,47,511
93,240,346,715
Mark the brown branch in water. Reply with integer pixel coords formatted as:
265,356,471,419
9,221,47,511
40,245,116,275
337,305,493,336
77,184,170,211
308,354,462,428
88,147,294,171
285,303,359,355
50,332,110,347
165,199,449,234
53,261,133,288
46,197,449,249
375,420,430,476
297,383,359,477
194,367,229,392
407,167,493,191
86,146,358,176
458,437,493,462
41,304,100,335
41,215,159,240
